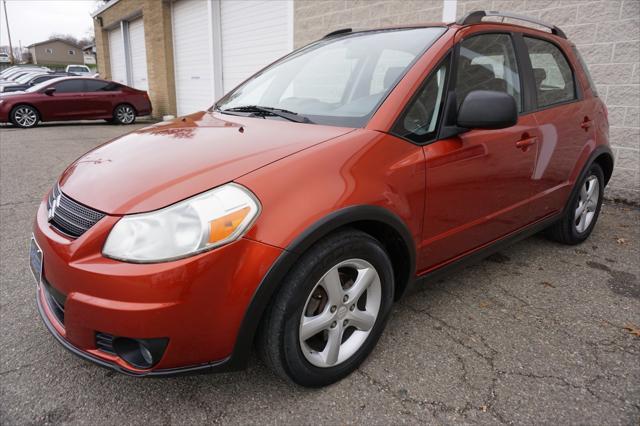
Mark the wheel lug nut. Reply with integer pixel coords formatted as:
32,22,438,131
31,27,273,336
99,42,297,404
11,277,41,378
330,321,337,328
330,305,337,313
343,320,348,326
343,295,349,303
349,305,355,311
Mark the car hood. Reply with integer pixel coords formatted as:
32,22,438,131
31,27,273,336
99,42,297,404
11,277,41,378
59,111,353,214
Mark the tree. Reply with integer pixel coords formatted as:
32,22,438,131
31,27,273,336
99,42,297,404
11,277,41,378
48,33,95,48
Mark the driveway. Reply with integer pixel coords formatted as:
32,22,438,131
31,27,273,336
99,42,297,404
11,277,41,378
1,123,639,425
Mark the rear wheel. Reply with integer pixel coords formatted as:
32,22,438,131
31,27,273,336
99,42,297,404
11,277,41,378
10,105,39,128
258,229,394,387
545,163,604,245
113,104,136,124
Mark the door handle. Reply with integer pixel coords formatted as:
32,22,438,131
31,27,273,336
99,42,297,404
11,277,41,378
580,119,593,130
515,137,537,151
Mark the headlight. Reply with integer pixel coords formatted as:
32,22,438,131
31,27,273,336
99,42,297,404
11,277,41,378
103,183,260,263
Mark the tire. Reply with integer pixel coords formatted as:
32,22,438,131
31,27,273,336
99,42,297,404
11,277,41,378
10,105,39,128
545,163,605,245
112,104,136,125
258,229,394,387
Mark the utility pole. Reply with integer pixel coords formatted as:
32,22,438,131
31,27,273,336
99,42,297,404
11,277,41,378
3,0,14,64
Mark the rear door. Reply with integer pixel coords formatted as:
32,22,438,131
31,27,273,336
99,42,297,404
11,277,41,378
416,33,541,271
523,35,595,219
37,79,87,120
83,80,120,117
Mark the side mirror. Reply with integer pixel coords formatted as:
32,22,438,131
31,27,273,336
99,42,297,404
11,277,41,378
44,87,56,96
457,90,517,130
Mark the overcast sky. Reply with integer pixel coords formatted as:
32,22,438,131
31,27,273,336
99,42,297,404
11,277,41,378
0,0,98,47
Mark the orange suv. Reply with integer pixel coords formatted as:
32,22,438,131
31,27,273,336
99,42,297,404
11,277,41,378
31,11,613,387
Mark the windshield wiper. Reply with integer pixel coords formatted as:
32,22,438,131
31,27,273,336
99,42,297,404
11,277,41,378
221,105,312,124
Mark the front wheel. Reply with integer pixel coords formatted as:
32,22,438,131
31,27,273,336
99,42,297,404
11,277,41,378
11,105,39,128
112,104,136,124
545,163,605,245
258,229,394,387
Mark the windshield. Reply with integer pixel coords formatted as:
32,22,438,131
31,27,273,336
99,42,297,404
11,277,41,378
15,73,38,83
68,66,87,72
216,27,446,127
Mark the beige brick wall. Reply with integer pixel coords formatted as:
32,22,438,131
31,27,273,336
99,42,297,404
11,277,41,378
294,0,444,48
295,0,640,203
94,0,176,117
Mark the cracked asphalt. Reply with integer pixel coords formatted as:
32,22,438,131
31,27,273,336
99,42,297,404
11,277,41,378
1,122,639,425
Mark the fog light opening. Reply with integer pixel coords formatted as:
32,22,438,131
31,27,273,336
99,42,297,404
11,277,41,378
112,337,168,369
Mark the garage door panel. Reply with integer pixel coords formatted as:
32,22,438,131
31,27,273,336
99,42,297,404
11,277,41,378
109,27,127,85
129,18,148,91
220,0,291,94
173,0,214,116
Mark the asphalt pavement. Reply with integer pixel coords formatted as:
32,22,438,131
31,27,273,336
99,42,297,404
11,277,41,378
1,122,639,425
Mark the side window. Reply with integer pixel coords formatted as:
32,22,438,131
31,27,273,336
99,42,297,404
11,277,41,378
524,37,576,107
85,80,121,92
455,34,522,112
391,59,449,143
53,80,85,93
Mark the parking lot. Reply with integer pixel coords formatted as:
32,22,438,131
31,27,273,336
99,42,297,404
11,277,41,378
1,122,639,425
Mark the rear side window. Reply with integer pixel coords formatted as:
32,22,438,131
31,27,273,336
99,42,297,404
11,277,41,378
455,33,522,112
85,80,121,92
524,37,576,108
53,79,85,93
572,45,598,97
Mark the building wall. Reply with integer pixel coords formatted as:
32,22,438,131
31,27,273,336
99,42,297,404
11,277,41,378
94,0,176,117
294,0,444,48
29,41,84,66
295,0,639,203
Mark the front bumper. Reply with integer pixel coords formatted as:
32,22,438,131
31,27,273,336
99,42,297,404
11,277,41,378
33,198,283,375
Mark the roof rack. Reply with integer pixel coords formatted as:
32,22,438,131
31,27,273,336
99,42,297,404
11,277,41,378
323,28,352,38
456,10,567,39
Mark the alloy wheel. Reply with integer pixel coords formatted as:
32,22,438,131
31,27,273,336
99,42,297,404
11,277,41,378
575,174,600,233
116,105,135,124
299,258,381,368
13,106,37,127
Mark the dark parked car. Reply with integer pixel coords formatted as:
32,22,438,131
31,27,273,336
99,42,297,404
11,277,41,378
0,77,152,127
0,73,75,93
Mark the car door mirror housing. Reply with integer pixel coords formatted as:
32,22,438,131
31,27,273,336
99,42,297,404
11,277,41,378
457,90,517,130
44,87,56,96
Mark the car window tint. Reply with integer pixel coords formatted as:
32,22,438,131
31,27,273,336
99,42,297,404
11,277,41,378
572,45,597,97
33,75,56,84
524,37,576,107
54,79,85,93
455,34,522,112
391,59,448,143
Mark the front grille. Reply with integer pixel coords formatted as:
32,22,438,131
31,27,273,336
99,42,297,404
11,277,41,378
42,279,66,325
95,332,116,355
47,185,105,238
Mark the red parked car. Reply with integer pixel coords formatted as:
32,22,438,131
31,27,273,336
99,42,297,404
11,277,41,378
0,77,151,127
31,11,612,387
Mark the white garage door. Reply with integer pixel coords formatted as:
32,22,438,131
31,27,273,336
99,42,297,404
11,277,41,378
109,26,127,85
172,0,214,116
128,18,148,91
220,0,292,94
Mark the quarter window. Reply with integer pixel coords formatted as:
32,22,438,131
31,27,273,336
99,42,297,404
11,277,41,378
392,59,449,143
455,34,522,112
524,37,576,107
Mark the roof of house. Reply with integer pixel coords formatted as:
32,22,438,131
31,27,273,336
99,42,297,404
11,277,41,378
27,38,82,49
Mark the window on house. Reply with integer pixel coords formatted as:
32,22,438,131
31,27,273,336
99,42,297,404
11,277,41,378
68,50,76,55
46,48,54,54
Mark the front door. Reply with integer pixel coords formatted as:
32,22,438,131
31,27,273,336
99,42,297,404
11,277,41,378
37,79,87,120
418,33,540,271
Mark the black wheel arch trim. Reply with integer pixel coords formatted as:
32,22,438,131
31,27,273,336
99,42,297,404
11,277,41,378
228,204,417,371
562,145,614,217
